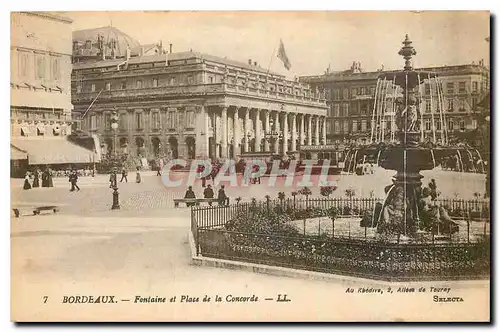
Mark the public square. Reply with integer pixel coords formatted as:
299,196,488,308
11,168,490,321
9,11,490,322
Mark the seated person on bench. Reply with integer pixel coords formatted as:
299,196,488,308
184,186,197,207
203,184,215,206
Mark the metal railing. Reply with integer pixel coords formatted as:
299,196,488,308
197,227,490,281
190,197,490,280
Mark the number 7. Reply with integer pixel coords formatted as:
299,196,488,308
43,296,48,303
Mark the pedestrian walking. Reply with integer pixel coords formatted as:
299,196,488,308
136,166,142,183
120,167,128,183
69,170,80,192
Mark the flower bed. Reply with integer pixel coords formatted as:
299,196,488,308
196,207,490,281
198,228,490,280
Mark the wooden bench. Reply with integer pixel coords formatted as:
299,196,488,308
32,206,59,215
12,205,60,217
173,198,219,208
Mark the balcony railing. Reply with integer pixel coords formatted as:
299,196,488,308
73,83,327,108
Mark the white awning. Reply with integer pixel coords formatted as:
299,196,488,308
11,138,99,165
10,145,27,160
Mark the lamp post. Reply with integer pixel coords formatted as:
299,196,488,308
110,110,120,210
111,110,119,157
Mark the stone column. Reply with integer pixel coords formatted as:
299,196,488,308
314,116,320,145
307,115,312,146
322,116,327,144
244,108,249,153
221,106,228,158
291,113,297,151
264,110,270,151
213,111,219,159
274,111,280,153
282,112,289,155
255,109,261,152
233,107,240,158
195,105,210,158
300,114,305,146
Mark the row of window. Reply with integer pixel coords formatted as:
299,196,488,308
324,80,485,102
78,75,312,97
327,87,376,100
424,97,476,112
425,81,483,95
328,97,476,118
88,111,196,131
329,118,471,134
17,51,61,81
328,103,371,117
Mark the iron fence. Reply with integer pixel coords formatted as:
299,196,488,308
190,197,490,281
191,197,490,230
196,228,490,281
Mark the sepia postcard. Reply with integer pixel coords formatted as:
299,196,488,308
10,10,491,322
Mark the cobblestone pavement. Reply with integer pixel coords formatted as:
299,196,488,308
11,169,486,216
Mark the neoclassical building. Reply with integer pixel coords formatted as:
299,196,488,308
71,27,328,160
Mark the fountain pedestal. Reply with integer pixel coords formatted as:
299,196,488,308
378,132,435,237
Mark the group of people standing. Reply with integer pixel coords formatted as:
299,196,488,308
23,169,54,190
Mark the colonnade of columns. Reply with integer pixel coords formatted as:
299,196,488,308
208,105,328,159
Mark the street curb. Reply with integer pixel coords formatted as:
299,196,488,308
187,231,488,288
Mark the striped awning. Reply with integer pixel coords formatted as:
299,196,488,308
11,138,98,165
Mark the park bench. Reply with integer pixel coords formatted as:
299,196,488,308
173,198,219,208
12,205,60,218
32,205,59,215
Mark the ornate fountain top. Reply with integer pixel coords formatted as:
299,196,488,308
398,34,417,71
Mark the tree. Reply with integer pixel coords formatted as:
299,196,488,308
320,186,335,198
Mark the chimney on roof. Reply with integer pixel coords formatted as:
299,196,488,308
254,61,257,66
169,43,173,53
248,59,252,65
102,45,106,60
139,47,144,57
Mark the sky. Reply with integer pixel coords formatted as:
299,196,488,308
62,11,489,79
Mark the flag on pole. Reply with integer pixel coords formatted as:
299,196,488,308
277,39,291,70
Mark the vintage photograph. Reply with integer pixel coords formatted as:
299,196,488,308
10,11,490,322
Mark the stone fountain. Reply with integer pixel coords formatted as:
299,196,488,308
374,35,456,240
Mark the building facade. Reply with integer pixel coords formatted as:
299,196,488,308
300,61,490,145
11,12,73,139
10,12,101,176
72,27,328,161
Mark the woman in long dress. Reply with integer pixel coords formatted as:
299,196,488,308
136,166,141,183
47,168,54,187
23,172,32,190
32,169,40,188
